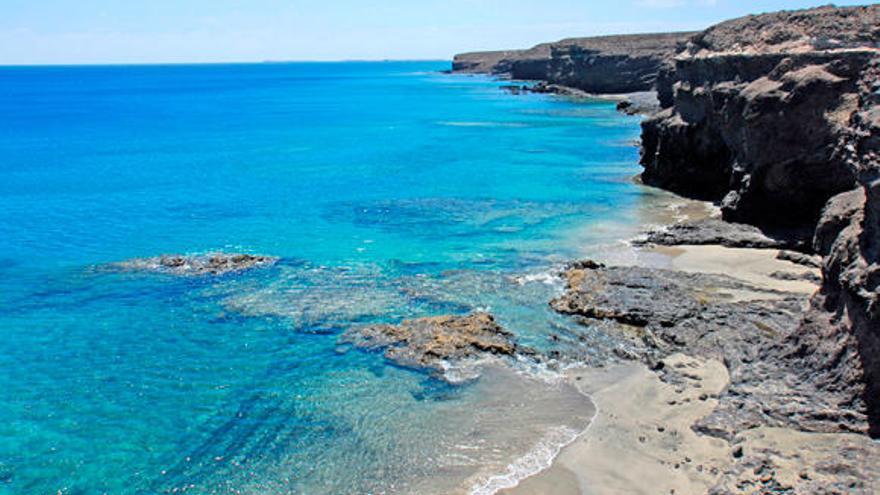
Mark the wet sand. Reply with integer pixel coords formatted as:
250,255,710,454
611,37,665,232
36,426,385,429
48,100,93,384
505,352,880,495
505,354,730,495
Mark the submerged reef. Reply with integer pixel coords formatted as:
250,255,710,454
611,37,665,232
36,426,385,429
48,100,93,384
111,253,277,276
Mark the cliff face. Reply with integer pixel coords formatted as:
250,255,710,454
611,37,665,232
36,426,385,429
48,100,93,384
641,5,880,227
453,33,694,94
787,57,880,437
641,5,880,436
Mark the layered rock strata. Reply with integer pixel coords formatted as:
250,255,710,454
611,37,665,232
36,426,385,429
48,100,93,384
640,5,880,227
453,32,694,94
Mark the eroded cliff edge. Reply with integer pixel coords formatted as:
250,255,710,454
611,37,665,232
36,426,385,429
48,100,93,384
453,32,694,94
640,4,880,437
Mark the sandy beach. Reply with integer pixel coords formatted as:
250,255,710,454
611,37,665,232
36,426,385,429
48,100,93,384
503,241,880,495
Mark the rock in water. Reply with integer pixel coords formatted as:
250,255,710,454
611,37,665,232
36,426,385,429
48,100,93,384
111,253,277,276
341,313,517,374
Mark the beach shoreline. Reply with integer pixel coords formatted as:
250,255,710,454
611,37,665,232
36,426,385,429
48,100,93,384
455,170,877,495
499,239,879,495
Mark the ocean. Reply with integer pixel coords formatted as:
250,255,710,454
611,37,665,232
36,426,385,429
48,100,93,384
0,61,658,494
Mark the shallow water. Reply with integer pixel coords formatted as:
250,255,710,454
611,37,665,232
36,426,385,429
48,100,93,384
1,61,652,494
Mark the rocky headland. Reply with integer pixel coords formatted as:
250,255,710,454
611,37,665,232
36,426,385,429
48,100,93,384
455,1,879,438
453,32,694,95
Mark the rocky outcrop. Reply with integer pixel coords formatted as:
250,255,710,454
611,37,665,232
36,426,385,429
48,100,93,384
776,250,822,269
551,262,869,436
341,313,518,374
452,50,524,74
813,187,867,256
453,32,694,94
111,253,277,276
641,5,880,227
634,218,810,250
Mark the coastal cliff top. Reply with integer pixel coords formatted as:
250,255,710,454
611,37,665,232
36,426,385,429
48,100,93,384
686,4,880,56
515,32,696,59
453,32,695,73
454,5,880,74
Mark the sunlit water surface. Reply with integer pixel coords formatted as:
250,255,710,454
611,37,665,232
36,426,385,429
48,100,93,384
0,62,663,494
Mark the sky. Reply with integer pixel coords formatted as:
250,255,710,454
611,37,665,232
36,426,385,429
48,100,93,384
0,1,873,65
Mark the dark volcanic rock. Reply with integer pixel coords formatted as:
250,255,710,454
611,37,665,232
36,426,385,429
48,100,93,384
813,187,866,256
112,253,277,276
552,262,869,436
636,3,880,438
616,91,662,116
634,218,810,250
769,270,821,284
776,249,822,268
341,313,517,373
709,434,880,495
641,5,880,227
551,264,799,358
453,32,694,94
450,50,523,74
783,54,880,439
528,81,592,98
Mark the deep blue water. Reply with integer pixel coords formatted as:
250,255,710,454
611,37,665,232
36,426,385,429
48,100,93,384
0,61,652,494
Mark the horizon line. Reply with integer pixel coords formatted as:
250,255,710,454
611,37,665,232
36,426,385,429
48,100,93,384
0,58,454,68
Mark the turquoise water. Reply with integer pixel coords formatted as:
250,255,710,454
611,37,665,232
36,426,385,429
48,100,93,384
0,62,650,494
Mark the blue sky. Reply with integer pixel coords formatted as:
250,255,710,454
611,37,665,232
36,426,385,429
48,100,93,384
0,1,873,64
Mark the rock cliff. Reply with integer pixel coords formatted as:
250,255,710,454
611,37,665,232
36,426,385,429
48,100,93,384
640,4,880,437
641,5,880,227
453,32,694,94
785,55,880,437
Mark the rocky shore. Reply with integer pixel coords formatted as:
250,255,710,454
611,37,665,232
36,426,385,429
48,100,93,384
449,4,879,493
638,4,880,440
